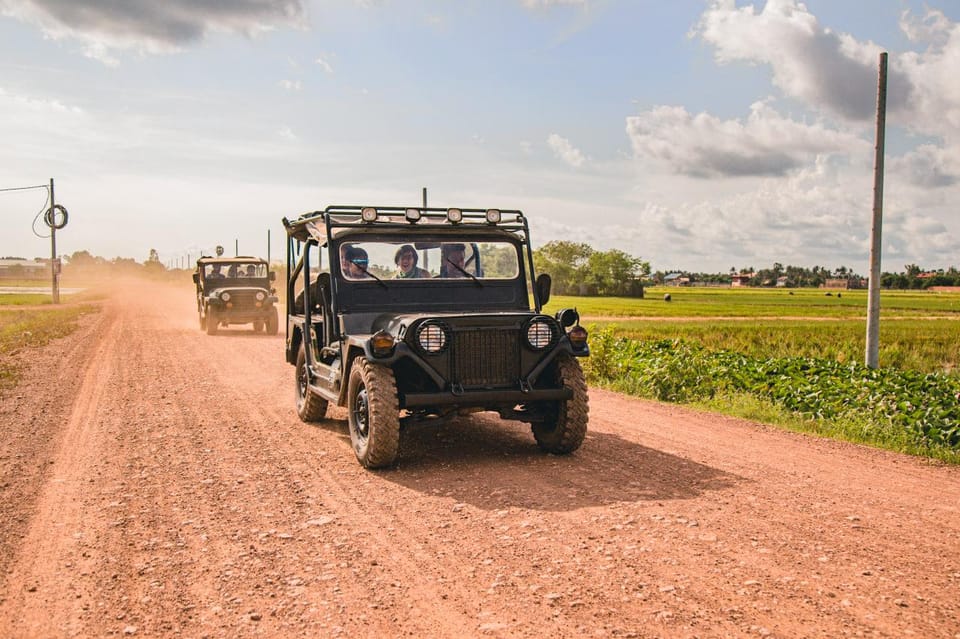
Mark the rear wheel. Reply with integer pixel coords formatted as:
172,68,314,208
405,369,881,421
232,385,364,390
295,346,328,421
205,308,218,335
347,356,400,469
532,355,588,454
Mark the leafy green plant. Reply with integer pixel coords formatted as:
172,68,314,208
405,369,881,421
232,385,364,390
586,331,960,460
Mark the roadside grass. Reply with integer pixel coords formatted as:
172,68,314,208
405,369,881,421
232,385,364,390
0,302,100,393
544,288,960,464
582,319,960,374
548,287,960,318
0,294,56,305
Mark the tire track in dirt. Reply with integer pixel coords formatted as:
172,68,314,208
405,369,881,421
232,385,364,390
0,303,122,637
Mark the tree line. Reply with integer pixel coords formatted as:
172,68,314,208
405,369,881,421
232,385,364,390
40,247,960,293
533,241,960,295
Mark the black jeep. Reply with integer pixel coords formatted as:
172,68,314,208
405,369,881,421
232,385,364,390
192,256,279,335
282,206,589,468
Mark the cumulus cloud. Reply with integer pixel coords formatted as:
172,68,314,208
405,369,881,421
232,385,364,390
609,154,959,269
547,133,585,167
0,0,306,63
693,0,913,122
896,9,960,139
890,144,959,188
521,0,588,8
315,55,334,74
279,79,301,91
626,100,865,178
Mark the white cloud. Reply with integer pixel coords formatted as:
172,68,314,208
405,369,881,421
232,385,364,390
521,0,588,8
626,100,865,178
547,133,585,167
0,0,306,62
315,55,334,74
693,0,911,122
278,126,297,141
279,79,302,91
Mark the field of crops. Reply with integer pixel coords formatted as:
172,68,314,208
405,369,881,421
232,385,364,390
545,287,960,463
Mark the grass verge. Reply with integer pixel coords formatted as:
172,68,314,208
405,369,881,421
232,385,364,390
0,304,100,393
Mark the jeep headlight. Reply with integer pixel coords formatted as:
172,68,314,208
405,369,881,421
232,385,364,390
220,292,231,302
525,318,556,350
416,322,448,354
255,291,265,301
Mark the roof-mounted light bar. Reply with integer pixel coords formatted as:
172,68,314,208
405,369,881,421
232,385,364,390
485,209,501,224
361,207,378,223
405,208,421,223
446,208,462,224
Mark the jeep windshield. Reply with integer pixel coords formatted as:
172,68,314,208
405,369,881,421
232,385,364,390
203,261,268,281
338,239,519,282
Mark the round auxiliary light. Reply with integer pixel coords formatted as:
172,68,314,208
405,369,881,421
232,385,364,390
221,292,232,302
485,208,501,224
405,208,421,223
361,207,378,222
525,318,556,350
446,208,463,224
255,291,266,301
568,325,589,349
416,322,448,354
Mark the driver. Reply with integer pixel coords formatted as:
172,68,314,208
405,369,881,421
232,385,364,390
341,245,370,279
440,243,467,278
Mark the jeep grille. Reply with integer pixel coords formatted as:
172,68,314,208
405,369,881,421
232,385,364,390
451,328,520,387
223,290,258,307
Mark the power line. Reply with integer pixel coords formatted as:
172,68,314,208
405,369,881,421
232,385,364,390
0,184,48,193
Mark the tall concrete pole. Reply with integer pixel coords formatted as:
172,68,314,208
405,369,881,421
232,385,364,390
866,52,888,369
49,177,60,304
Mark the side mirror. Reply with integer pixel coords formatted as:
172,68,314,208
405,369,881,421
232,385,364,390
269,271,276,282
535,273,552,307
192,273,199,284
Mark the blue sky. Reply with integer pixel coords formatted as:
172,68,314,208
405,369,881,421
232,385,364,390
1,0,959,273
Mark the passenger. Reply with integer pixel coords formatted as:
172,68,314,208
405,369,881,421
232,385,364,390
341,245,370,279
208,264,224,278
394,244,430,279
244,265,257,277
440,243,468,278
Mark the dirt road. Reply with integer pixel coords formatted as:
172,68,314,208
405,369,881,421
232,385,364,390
1,282,958,638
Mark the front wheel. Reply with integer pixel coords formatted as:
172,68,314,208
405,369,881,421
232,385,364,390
532,355,588,454
347,356,400,469
295,346,328,421
205,308,218,335
266,308,279,335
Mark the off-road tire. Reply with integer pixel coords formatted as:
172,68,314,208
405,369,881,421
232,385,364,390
205,308,218,335
266,308,279,335
532,355,588,454
253,320,264,333
199,313,207,330
347,356,400,469
295,346,328,421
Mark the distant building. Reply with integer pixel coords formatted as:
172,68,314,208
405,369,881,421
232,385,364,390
663,273,690,287
731,273,754,287
0,258,47,279
822,278,865,290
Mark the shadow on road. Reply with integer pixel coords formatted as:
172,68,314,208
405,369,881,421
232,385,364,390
366,415,739,512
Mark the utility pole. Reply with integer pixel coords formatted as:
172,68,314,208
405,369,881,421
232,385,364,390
866,52,888,369
49,178,60,304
